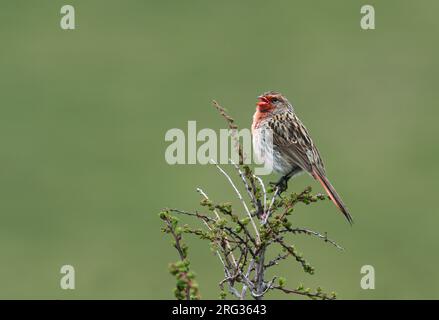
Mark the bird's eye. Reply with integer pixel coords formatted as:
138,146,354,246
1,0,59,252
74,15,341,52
270,97,279,102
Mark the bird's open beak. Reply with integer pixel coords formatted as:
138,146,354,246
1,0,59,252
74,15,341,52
257,95,270,108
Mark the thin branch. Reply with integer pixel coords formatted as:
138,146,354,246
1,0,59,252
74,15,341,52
230,159,258,213
264,252,290,268
217,252,241,299
162,216,191,300
280,228,344,250
220,209,257,247
263,187,280,225
222,227,255,257
196,188,221,220
168,208,216,223
253,175,267,215
210,159,260,243
163,218,186,261
275,238,314,274
196,188,238,268
212,100,244,164
240,259,255,299
271,285,336,300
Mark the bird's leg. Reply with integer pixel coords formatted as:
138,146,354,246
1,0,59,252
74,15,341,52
270,167,299,194
274,175,290,194
270,168,296,195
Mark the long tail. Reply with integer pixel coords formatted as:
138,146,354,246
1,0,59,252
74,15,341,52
312,167,353,225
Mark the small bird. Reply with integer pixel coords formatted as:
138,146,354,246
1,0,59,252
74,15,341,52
252,91,353,224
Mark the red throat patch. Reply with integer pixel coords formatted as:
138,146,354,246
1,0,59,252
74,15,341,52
252,109,271,132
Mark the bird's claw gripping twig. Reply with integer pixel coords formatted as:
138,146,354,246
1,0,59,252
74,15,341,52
270,176,289,195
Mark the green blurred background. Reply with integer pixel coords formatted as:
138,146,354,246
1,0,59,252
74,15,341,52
1,0,438,299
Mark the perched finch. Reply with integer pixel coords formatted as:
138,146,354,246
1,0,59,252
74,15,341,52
252,91,353,224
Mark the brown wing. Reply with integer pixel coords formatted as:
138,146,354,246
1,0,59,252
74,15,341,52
267,111,326,175
268,111,353,224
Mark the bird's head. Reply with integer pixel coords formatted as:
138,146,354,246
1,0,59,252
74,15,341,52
256,91,293,113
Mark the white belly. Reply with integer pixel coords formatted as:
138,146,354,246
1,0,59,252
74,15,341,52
252,126,292,176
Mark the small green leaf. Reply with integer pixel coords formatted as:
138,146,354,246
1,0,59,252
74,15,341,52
278,277,286,287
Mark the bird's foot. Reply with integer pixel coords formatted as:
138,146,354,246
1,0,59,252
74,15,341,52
270,176,289,195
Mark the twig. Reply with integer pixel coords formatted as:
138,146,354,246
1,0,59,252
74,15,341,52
210,159,260,243
168,208,215,223
264,252,290,268
196,188,221,220
212,100,244,164
271,285,336,300
162,216,191,300
196,188,238,268
240,259,255,299
280,228,344,251
253,175,267,215
163,218,186,261
230,159,258,213
217,253,241,299
263,187,280,225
